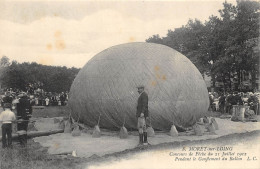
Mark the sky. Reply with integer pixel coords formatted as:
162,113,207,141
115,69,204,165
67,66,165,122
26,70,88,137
0,0,236,68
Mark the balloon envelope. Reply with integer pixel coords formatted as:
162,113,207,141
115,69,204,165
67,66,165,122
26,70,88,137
68,42,209,130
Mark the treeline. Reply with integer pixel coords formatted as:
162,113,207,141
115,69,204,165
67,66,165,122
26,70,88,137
146,1,259,91
0,56,80,93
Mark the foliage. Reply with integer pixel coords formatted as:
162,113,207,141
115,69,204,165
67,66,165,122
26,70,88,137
0,58,80,93
146,0,260,91
0,56,10,67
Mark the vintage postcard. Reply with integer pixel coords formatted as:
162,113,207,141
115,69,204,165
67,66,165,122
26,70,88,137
0,0,259,169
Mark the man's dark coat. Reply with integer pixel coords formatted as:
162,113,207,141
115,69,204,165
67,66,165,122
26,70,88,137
136,91,148,118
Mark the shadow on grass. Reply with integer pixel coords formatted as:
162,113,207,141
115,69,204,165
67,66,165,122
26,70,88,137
0,139,84,169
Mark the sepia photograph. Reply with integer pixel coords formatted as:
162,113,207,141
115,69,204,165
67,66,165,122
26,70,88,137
0,0,259,169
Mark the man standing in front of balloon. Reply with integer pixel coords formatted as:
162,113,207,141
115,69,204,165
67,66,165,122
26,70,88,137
136,85,149,146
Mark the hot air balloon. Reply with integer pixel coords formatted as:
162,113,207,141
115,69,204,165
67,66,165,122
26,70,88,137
68,42,209,131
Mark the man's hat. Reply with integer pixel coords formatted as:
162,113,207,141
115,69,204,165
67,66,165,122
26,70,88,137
3,103,11,108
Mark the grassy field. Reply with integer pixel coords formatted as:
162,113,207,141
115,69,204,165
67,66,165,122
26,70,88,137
0,140,85,169
0,106,84,169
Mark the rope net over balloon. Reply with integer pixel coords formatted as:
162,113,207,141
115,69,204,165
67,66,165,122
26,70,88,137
68,42,209,131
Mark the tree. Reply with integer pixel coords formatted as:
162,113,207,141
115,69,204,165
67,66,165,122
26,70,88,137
234,0,260,90
146,0,260,92
0,56,11,89
147,19,210,75
1,61,27,90
146,34,164,44
0,56,10,67
0,60,80,92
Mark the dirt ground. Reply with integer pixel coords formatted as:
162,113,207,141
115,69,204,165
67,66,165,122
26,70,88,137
33,117,260,158
85,130,260,169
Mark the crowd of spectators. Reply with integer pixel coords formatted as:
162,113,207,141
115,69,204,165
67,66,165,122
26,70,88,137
1,86,259,117
209,91,260,115
0,87,69,108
